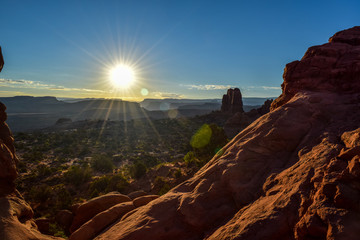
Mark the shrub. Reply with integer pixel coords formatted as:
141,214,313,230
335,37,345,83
173,168,182,178
129,161,147,179
90,154,114,173
153,176,170,195
29,184,52,203
89,174,129,195
64,165,92,186
49,222,66,238
22,150,44,162
184,151,196,166
52,184,72,209
36,164,53,178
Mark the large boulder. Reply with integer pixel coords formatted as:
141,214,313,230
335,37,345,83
95,27,360,240
132,195,159,208
69,202,135,240
70,192,131,233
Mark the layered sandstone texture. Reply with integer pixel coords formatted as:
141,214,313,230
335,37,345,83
0,103,61,240
68,193,159,240
95,26,360,240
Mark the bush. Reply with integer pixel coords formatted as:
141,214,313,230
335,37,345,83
49,222,66,238
52,184,72,209
64,165,92,186
89,174,129,195
29,184,52,203
173,169,182,178
184,151,196,166
36,164,53,178
91,155,114,173
129,161,147,179
22,150,44,162
153,176,170,195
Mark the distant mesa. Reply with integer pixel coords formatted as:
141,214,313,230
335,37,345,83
221,88,244,113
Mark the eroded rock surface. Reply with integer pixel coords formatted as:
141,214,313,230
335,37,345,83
94,26,360,240
221,88,244,113
0,102,60,240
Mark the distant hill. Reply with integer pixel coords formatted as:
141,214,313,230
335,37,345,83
140,97,274,111
0,96,275,132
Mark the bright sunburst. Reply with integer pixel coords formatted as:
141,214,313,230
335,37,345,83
110,64,135,88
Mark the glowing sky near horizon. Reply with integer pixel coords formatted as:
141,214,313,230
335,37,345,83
1,0,360,101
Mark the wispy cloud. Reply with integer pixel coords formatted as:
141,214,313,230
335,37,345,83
181,84,235,90
152,92,185,99
0,78,106,93
245,86,281,90
260,86,281,90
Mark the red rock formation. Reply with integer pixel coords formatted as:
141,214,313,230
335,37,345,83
132,195,159,208
94,26,360,240
70,193,131,233
221,88,244,113
0,102,61,240
271,26,360,110
70,202,135,240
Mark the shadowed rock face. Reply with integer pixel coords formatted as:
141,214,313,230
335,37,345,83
94,27,360,240
0,103,62,240
221,88,244,113
271,26,360,110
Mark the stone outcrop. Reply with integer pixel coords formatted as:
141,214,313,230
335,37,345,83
0,102,60,240
69,202,135,240
68,193,159,240
221,88,244,113
0,102,17,195
133,195,159,208
93,26,360,240
271,26,360,110
70,193,131,233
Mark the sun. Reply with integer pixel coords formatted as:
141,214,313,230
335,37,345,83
110,64,135,88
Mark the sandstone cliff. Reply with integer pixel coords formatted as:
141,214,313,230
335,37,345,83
0,103,61,240
93,26,360,240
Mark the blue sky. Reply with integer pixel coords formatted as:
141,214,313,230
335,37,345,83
1,0,359,101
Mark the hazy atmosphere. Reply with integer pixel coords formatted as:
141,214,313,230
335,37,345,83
1,0,360,100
